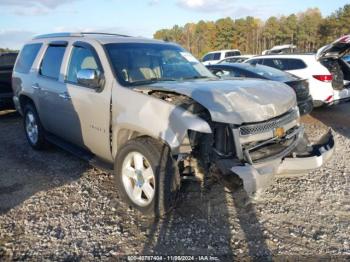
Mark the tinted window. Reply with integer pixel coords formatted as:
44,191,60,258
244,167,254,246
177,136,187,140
67,46,99,83
212,52,221,60
14,43,42,73
287,59,307,70
263,58,306,71
225,51,241,57
263,58,285,70
40,45,66,79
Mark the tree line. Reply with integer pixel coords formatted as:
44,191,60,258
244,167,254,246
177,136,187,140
154,4,350,58
0,48,17,53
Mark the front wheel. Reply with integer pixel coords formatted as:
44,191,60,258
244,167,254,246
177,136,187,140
114,137,180,217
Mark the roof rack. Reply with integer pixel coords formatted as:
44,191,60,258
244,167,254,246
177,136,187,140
33,32,131,40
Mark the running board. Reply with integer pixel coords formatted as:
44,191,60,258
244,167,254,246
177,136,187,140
45,133,113,173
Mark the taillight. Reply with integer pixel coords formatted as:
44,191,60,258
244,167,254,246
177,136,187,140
313,75,333,82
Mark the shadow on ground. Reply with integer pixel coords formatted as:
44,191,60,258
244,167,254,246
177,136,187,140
0,110,88,215
306,102,350,139
141,175,271,260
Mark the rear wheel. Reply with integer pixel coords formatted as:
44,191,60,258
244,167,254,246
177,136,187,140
114,137,180,217
23,103,47,150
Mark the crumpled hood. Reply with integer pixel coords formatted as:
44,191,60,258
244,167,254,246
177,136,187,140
139,78,297,124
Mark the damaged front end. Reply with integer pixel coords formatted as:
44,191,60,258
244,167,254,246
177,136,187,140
226,107,335,195
144,87,335,196
232,127,334,195
187,106,335,196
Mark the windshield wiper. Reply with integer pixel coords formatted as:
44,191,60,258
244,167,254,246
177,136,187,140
130,77,177,85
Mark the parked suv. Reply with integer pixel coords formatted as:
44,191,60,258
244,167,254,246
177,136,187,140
13,33,334,216
245,36,350,107
202,49,241,65
0,52,18,109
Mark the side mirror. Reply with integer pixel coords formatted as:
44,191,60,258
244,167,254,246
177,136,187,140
77,69,102,89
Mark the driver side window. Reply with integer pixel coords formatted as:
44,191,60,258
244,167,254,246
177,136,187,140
67,46,99,84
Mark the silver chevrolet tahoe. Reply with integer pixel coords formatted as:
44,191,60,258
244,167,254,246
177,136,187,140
12,33,335,216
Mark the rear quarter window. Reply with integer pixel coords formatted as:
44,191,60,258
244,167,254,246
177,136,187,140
287,59,307,70
39,45,66,79
14,43,42,74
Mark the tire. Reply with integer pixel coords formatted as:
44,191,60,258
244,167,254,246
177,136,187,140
114,137,180,217
23,103,47,150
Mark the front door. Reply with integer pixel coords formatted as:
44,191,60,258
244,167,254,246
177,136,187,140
63,42,112,161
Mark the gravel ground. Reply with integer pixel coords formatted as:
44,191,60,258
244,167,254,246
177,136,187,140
0,104,350,261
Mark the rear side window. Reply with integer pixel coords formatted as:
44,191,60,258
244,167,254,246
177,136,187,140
14,43,42,74
40,45,66,79
66,46,99,84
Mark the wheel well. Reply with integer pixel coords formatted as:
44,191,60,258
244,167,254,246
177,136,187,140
113,128,173,159
19,95,35,111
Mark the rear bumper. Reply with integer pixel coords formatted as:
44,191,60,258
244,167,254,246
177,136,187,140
230,129,335,195
318,87,350,106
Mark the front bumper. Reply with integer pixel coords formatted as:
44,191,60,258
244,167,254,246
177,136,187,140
230,129,335,195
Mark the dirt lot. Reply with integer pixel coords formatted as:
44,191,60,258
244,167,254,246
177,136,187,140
0,104,350,261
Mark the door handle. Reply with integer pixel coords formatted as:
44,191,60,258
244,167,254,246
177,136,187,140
59,92,71,100
32,83,41,90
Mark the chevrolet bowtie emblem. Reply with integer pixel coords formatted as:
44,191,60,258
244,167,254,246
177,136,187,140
274,127,285,138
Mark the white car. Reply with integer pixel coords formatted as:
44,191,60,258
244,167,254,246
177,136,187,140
245,36,350,107
202,49,241,65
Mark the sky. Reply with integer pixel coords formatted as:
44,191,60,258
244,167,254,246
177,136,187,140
0,0,348,49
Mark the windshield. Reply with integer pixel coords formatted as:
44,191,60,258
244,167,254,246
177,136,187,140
105,43,214,86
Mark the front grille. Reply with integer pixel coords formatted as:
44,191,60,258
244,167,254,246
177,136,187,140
239,109,298,136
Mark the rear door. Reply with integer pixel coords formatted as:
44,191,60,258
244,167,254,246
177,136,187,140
36,42,68,136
